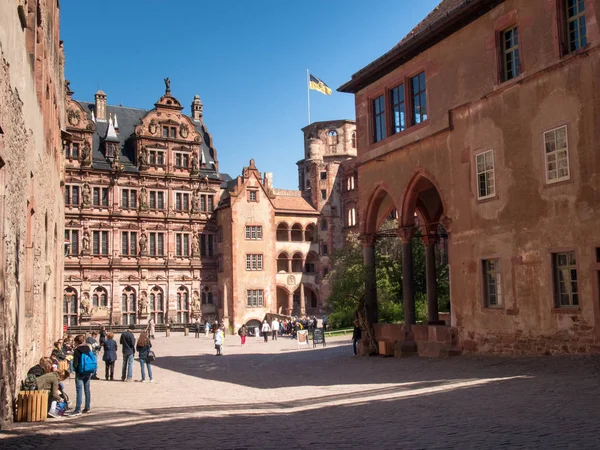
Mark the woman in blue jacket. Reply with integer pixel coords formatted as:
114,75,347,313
101,332,118,381
136,332,153,382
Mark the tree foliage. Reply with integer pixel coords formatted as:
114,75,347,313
326,220,450,329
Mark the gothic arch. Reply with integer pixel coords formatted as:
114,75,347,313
400,169,446,231
362,183,401,235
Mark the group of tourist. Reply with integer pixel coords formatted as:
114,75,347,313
25,324,156,419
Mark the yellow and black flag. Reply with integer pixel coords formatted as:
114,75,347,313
309,74,332,95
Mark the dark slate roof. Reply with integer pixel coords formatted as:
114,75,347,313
76,101,230,181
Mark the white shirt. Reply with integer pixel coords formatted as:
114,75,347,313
261,323,271,332
271,319,279,330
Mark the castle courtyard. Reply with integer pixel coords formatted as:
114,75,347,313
2,334,599,449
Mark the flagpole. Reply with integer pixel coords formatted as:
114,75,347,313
307,69,311,125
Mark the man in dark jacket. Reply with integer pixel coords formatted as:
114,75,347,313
70,334,93,415
194,319,201,338
352,321,362,356
120,324,136,382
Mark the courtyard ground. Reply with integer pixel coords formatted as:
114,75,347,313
1,332,600,449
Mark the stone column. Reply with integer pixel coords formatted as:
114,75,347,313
362,234,378,324
300,283,306,315
423,233,439,324
288,257,292,273
222,283,229,321
399,227,416,325
287,291,293,315
287,228,291,241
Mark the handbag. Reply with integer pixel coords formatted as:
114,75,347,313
146,350,156,362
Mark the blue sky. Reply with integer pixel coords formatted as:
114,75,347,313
61,0,440,189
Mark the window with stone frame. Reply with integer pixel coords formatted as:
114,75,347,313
552,251,579,308
351,131,356,148
246,289,264,307
121,189,137,209
482,259,502,307
321,189,327,200
176,233,190,257
93,187,109,207
372,95,386,143
63,288,78,326
92,286,108,308
64,229,79,256
64,142,80,159
149,190,165,210
121,287,136,325
391,83,406,134
564,0,587,53
347,207,357,227
322,243,328,255
150,286,165,323
248,189,258,202
501,26,520,81
176,286,190,323
92,230,109,255
544,126,570,183
149,232,165,256
245,225,262,240
246,254,263,271
207,234,214,257
65,185,80,206
207,195,214,212
175,192,190,211
149,150,165,166
201,287,213,305
328,130,338,152
346,175,355,191
476,150,496,199
175,153,190,169
321,219,327,231
121,231,138,256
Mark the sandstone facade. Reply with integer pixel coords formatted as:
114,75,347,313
340,0,600,354
0,0,65,427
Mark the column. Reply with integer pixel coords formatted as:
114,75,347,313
287,228,291,241
287,291,293,315
399,227,415,325
287,257,292,273
362,234,378,324
424,233,439,324
300,283,306,315
222,283,228,321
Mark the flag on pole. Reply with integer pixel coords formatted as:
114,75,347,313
309,74,332,95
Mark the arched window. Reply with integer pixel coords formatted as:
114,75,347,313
351,130,356,148
305,223,316,242
201,286,213,305
347,207,357,227
277,252,289,273
305,252,318,274
328,130,338,152
63,287,78,326
291,224,303,242
92,286,108,308
276,223,289,241
292,252,303,273
121,286,136,325
176,286,189,323
149,286,165,324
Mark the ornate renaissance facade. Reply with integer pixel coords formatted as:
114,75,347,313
63,83,357,331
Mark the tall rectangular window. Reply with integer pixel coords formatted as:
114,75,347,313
544,126,570,183
208,196,214,212
476,150,495,199
65,230,79,256
553,251,578,307
93,187,109,207
71,143,80,158
372,95,386,143
200,234,206,257
483,259,502,307
566,0,587,52
207,235,214,257
92,231,109,255
321,189,327,200
246,254,263,271
121,231,137,256
391,83,406,134
502,26,520,81
246,289,264,307
121,189,137,209
176,233,190,257
411,72,427,124
65,185,80,206
245,225,262,240
149,232,165,256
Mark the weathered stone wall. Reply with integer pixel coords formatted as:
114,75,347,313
0,0,65,427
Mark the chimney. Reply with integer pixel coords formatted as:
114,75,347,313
263,172,273,188
95,90,107,122
191,94,203,121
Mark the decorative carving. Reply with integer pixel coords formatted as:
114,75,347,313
192,291,200,311
68,109,80,126
81,229,90,254
164,77,171,93
138,146,148,168
80,293,91,315
138,187,148,210
139,291,149,315
287,275,296,285
194,134,201,143
190,151,199,174
202,175,210,191
180,123,189,139
191,233,200,257
81,182,91,208
148,119,158,135
65,80,72,94
191,188,200,214
81,142,92,166
139,231,148,255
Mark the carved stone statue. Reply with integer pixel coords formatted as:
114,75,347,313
191,233,200,257
139,147,148,168
139,291,149,315
191,189,200,213
82,230,90,253
139,187,148,210
80,294,91,315
82,183,91,207
81,143,92,166
191,152,199,174
139,232,148,254
164,77,171,92
192,291,201,311
65,79,71,94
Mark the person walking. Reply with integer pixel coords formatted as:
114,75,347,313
102,331,118,381
261,320,271,343
271,317,279,340
238,324,248,346
214,326,224,356
120,324,136,382
146,317,155,339
136,332,153,383
71,334,94,415
352,320,362,356
204,320,210,338
194,318,201,338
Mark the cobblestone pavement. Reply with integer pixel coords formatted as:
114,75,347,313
2,332,600,449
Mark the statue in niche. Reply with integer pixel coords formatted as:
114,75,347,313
80,293,91,315
192,291,200,311
81,183,91,207
139,232,148,254
82,230,90,252
81,143,92,166
190,152,199,173
139,291,149,315
191,233,200,257
138,147,148,168
191,188,200,213
139,187,148,210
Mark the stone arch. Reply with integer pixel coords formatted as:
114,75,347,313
149,285,165,324
400,169,446,232
304,223,316,242
276,285,290,314
277,251,290,273
276,222,289,241
290,223,303,242
304,251,319,273
63,286,78,326
291,252,304,273
93,286,109,308
362,183,401,236
121,285,137,325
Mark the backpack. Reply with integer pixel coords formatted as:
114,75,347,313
21,374,38,391
77,351,97,375
146,350,156,362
